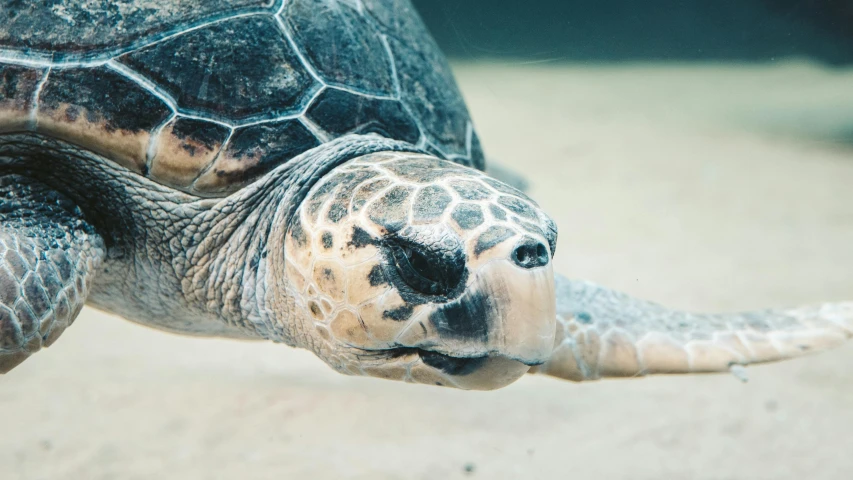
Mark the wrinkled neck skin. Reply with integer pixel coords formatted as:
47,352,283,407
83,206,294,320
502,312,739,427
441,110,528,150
0,132,420,343
185,135,424,345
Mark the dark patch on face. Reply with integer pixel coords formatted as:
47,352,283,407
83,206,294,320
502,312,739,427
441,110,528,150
449,180,492,201
451,203,484,230
383,226,468,302
383,305,414,321
367,185,412,233
488,204,507,221
40,66,172,132
290,216,308,248
309,301,323,318
351,178,390,213
474,226,515,256
419,351,488,376
483,177,533,201
321,267,335,281
428,289,494,342
383,157,467,183
321,232,334,249
498,196,537,220
306,87,420,144
412,185,452,223
117,16,316,120
367,264,388,287
348,226,377,249
576,311,593,324
327,201,348,223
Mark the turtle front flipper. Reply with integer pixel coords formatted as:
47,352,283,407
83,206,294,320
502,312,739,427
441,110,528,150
531,274,853,382
0,174,104,373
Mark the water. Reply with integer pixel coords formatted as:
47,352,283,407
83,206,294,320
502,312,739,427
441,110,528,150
3,2,853,479
420,2,853,478
414,0,853,64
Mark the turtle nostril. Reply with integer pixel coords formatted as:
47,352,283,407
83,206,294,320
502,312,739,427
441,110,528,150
512,241,550,269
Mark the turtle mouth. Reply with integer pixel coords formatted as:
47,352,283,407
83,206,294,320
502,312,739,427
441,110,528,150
377,347,486,375
380,347,542,376
351,346,536,390
417,349,488,376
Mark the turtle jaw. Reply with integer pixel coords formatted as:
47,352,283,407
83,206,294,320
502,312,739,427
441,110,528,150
418,352,531,390
353,260,557,390
277,150,559,389
393,259,558,364
360,347,533,390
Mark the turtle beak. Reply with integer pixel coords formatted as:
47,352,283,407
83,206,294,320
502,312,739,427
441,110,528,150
431,260,557,364
410,353,534,390
397,258,557,389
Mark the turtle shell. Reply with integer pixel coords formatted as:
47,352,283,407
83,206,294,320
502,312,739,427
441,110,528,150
0,0,484,196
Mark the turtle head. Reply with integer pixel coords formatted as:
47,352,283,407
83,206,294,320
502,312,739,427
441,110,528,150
280,152,557,390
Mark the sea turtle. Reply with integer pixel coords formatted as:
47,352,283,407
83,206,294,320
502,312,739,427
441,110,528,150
0,0,850,389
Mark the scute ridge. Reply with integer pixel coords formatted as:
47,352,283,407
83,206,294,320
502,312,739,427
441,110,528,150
0,0,484,196
27,68,51,130
0,1,279,61
105,60,178,113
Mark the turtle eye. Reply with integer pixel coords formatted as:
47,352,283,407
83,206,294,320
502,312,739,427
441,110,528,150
385,228,466,298
401,246,440,283
389,242,450,296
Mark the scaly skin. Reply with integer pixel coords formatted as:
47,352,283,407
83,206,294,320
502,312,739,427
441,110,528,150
0,133,422,346
531,276,853,381
0,174,104,372
1,131,851,389
0,132,562,390
279,150,558,389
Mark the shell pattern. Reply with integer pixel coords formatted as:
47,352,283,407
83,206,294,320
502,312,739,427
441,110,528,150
0,0,485,196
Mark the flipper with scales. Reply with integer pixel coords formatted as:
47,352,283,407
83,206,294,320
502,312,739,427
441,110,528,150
0,174,105,373
531,274,853,381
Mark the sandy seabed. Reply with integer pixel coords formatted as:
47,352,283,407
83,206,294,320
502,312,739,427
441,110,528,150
2,61,853,480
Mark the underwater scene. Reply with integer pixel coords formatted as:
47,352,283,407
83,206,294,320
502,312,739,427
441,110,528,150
2,1,852,479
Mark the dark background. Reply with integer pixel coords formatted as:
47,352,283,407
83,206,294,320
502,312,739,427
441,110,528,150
411,0,853,64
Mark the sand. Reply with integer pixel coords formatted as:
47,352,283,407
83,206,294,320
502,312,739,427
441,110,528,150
2,61,853,480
